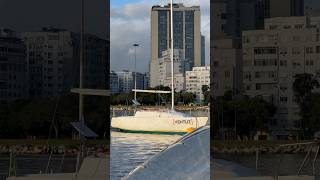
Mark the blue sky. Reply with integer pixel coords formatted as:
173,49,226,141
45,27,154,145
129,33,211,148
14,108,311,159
112,0,134,6
110,0,210,73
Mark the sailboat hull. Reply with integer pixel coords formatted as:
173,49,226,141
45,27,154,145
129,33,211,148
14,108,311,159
111,111,208,134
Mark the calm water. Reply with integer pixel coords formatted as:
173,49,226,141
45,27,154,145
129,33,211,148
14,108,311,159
215,153,320,176
109,109,207,180
110,131,181,180
0,155,77,180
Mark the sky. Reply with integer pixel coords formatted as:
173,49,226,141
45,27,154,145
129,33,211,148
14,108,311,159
0,0,109,39
110,0,210,73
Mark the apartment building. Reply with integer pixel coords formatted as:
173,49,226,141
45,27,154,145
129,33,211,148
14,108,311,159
116,70,145,93
186,66,210,102
0,29,28,104
212,39,242,97
242,16,320,129
110,71,119,94
21,28,108,98
158,49,189,88
162,73,185,93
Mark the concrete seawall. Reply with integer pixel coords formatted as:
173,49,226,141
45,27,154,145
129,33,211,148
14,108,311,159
212,142,313,154
0,145,108,155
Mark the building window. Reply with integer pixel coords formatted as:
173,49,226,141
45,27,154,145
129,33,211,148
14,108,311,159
244,72,251,81
306,59,314,66
255,72,261,78
254,59,277,66
280,84,287,91
220,13,227,19
293,35,300,41
306,47,314,54
254,47,277,54
292,61,301,68
283,25,291,29
292,47,301,54
48,35,59,40
245,37,250,43
294,24,303,29
48,52,53,58
225,71,230,78
269,25,277,30
280,60,287,66
256,84,262,90
316,46,320,53
268,72,277,78
280,97,288,103
279,48,287,55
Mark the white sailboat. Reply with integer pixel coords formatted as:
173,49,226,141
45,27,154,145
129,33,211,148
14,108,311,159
111,0,208,134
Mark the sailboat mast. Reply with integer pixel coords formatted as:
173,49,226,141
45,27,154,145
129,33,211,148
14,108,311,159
170,0,174,110
79,0,84,125
133,43,139,101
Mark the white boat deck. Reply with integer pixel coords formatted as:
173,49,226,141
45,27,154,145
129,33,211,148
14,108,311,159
7,157,108,180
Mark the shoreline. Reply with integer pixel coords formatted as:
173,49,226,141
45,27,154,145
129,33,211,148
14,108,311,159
111,105,209,111
0,139,109,155
212,140,311,154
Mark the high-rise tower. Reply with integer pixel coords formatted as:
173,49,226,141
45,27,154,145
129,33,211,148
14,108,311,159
150,3,201,87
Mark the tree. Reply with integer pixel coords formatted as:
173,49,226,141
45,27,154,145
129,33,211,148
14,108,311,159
236,96,276,137
212,91,276,139
0,94,108,139
293,73,319,105
176,91,195,105
202,85,210,105
302,93,320,133
293,73,320,137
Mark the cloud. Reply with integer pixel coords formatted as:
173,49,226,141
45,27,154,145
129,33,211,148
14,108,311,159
111,0,210,73
123,3,151,18
111,1,151,73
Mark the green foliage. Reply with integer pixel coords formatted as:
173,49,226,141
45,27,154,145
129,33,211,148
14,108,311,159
202,85,210,105
111,86,196,106
236,96,276,136
111,93,132,105
293,73,319,105
301,93,320,132
175,91,196,105
293,73,320,138
213,91,276,139
0,94,108,139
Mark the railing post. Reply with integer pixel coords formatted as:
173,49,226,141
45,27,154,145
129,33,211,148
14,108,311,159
8,150,16,177
8,151,12,177
256,149,259,171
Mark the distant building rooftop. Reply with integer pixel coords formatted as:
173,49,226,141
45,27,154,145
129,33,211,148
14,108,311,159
152,3,200,10
41,27,67,32
0,28,17,38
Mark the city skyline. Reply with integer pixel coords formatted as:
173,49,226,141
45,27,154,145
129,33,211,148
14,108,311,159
110,0,210,73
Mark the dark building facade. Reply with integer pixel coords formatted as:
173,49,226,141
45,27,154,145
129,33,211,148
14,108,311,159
21,28,108,98
0,29,28,104
212,0,305,39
